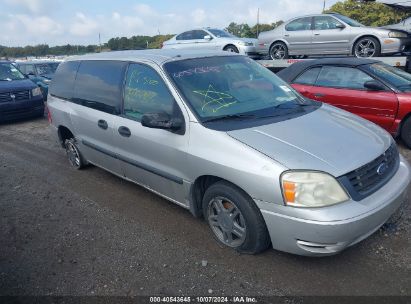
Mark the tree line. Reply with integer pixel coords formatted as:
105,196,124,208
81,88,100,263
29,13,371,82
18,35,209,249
0,0,408,58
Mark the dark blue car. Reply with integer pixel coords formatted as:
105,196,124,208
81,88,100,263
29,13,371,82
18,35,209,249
0,60,44,122
15,61,60,100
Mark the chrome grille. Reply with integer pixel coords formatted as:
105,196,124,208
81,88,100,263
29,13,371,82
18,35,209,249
338,144,399,201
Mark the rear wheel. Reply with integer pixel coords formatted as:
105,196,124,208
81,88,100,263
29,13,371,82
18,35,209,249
269,42,289,60
354,37,381,58
401,117,411,148
65,138,87,169
202,181,270,254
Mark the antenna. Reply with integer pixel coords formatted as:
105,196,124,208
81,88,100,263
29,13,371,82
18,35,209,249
257,8,260,37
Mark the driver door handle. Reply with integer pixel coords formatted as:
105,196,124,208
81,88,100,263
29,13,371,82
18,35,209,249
97,119,108,130
118,126,131,137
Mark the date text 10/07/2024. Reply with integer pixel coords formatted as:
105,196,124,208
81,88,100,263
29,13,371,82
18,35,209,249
149,296,258,303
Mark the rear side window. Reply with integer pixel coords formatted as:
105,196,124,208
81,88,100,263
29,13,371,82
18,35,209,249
316,66,374,90
294,67,321,85
285,17,312,31
49,61,80,100
73,60,127,114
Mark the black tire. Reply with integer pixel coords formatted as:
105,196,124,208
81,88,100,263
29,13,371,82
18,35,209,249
65,138,87,170
401,117,411,148
269,42,289,60
224,45,239,53
202,181,271,254
354,37,381,58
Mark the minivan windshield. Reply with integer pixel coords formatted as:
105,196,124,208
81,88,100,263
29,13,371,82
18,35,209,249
0,63,26,81
364,63,411,92
36,62,59,76
165,56,312,123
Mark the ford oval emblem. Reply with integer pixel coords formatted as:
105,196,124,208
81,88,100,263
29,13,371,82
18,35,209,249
377,163,388,176
10,94,15,100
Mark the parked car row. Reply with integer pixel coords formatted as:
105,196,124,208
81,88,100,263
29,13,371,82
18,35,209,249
0,60,59,122
46,49,410,256
163,14,411,60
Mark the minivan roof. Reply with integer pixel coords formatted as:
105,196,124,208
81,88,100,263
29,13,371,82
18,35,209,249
64,49,238,65
16,60,60,65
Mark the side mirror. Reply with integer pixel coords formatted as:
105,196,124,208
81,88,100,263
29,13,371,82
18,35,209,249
141,113,183,130
336,24,346,29
364,80,386,91
203,35,212,40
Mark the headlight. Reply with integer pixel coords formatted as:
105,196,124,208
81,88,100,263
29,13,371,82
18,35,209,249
237,41,254,46
43,79,51,84
388,31,407,38
32,87,42,96
281,171,349,208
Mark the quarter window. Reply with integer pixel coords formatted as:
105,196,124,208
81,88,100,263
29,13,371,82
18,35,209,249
285,17,312,31
49,61,80,100
123,64,175,121
73,60,127,114
316,66,374,90
294,67,321,85
313,16,343,30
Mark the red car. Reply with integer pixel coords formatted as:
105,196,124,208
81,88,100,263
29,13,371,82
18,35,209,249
277,58,411,148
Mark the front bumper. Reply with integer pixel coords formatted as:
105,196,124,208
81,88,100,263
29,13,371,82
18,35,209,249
237,45,260,58
256,155,410,256
0,95,44,122
381,37,411,54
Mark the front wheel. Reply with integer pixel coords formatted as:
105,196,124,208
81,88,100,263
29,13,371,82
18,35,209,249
401,117,411,149
354,37,381,58
269,42,289,60
202,181,270,254
224,45,239,53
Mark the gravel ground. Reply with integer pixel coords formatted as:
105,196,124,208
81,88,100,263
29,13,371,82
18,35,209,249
0,118,410,297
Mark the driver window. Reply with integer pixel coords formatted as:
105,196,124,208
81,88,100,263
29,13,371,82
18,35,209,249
314,16,343,30
123,64,175,121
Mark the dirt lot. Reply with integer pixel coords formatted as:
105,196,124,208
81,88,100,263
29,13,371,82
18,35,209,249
0,117,410,297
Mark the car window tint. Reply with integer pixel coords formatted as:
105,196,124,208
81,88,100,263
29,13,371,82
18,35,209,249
314,16,343,30
178,31,196,40
285,17,312,31
316,66,374,90
25,64,36,75
193,30,208,39
49,61,80,100
176,31,189,40
294,67,321,85
18,65,26,74
123,63,175,121
73,60,127,114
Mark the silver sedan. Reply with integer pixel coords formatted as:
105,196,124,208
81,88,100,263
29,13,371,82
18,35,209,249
258,13,411,59
162,28,259,58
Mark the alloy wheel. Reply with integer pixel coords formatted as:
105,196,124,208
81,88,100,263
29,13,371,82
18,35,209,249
207,196,246,248
270,44,286,60
66,141,80,167
355,39,376,57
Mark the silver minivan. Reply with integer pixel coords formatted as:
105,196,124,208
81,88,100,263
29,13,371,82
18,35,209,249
48,50,410,256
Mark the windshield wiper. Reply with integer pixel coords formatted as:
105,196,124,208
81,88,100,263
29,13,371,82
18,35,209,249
202,114,256,123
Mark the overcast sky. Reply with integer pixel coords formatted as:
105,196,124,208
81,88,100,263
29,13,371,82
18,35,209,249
0,0,340,47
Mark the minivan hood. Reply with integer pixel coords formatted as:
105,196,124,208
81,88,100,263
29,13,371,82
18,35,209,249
0,79,36,92
227,104,392,177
